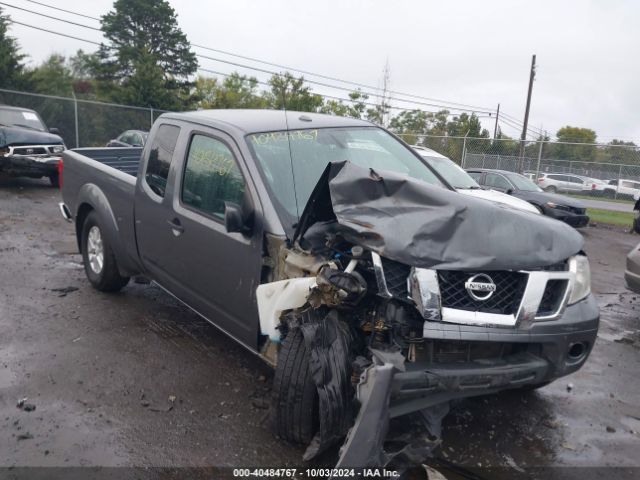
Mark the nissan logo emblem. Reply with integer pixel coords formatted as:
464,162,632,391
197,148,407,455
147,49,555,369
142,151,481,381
464,274,497,301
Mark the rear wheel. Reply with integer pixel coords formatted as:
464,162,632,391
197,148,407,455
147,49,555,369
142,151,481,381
81,211,130,292
271,325,319,444
544,185,557,193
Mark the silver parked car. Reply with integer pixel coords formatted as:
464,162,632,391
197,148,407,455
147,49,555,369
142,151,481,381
537,173,589,193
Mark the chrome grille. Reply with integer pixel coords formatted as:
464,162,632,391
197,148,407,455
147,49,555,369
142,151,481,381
13,146,47,156
438,270,528,315
536,279,569,317
380,258,411,298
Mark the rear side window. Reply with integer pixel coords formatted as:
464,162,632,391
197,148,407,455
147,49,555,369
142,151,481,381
181,134,246,220
485,173,511,190
145,124,181,197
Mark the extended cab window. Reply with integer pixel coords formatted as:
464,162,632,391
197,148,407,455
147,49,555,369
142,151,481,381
181,135,245,219
145,124,180,197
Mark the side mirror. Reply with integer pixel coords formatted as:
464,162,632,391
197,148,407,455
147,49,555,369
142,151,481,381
224,201,253,234
506,188,514,195
49,127,61,135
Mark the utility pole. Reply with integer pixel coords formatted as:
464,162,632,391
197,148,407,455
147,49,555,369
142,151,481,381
518,54,536,171
493,103,500,139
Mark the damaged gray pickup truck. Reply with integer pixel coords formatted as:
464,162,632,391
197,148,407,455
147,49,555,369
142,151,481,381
59,110,599,466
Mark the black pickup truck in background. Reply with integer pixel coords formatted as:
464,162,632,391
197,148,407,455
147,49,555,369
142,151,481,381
58,110,599,466
0,105,65,186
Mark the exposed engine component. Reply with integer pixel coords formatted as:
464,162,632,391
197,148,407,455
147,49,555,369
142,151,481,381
308,264,367,308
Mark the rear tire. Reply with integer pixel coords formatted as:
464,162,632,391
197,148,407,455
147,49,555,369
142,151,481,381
271,326,318,444
545,186,557,193
80,211,130,292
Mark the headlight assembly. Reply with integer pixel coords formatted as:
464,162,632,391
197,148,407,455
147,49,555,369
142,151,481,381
51,145,65,154
568,255,591,304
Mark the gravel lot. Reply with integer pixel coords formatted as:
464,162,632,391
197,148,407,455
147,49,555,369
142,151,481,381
1,175,639,477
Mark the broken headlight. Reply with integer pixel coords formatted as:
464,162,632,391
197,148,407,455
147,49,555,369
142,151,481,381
568,255,591,304
50,145,65,154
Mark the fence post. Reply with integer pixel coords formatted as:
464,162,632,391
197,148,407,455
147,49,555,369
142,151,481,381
535,140,543,180
616,164,622,200
461,130,470,167
72,91,79,148
150,107,154,128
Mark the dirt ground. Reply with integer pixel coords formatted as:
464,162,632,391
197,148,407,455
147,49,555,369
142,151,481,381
1,175,639,477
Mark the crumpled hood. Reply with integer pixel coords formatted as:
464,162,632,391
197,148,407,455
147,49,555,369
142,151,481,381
0,125,63,147
295,161,584,271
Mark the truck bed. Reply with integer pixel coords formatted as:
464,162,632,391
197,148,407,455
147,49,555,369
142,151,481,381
70,147,142,176
61,147,143,275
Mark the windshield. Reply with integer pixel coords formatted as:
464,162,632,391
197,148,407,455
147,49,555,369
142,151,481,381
504,172,543,192
0,108,47,131
420,154,479,189
248,127,445,228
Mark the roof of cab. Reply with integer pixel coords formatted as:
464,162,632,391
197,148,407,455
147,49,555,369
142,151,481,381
160,109,374,134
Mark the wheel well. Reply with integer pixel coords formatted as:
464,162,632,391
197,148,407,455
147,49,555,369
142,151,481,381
75,203,94,251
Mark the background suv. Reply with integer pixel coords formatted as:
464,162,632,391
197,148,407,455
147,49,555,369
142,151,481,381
537,173,588,193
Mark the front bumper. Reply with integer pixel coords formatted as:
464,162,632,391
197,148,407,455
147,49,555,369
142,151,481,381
543,207,589,228
397,294,598,412
337,295,599,466
0,154,60,178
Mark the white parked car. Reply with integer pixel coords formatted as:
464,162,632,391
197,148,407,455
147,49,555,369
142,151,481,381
604,179,640,200
412,146,540,214
537,173,589,193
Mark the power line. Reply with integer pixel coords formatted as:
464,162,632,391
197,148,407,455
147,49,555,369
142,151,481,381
22,0,99,20
0,1,101,31
14,0,497,113
2,20,472,117
7,19,102,45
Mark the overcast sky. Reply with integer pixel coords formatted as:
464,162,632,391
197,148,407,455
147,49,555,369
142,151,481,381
4,0,639,142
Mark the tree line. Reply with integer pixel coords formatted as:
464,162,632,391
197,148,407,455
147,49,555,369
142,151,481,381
0,0,636,161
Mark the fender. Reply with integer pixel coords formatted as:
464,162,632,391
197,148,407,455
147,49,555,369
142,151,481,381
75,183,138,276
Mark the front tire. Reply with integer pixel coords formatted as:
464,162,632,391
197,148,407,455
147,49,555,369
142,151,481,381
271,326,318,444
80,211,130,292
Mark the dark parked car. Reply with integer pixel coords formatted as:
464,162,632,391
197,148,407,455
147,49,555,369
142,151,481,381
0,105,65,186
467,168,589,228
106,130,148,148
59,111,598,465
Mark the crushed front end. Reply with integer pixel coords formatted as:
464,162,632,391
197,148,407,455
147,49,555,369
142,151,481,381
257,161,599,466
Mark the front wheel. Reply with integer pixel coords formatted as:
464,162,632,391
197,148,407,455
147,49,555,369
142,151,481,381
271,326,318,444
81,211,130,292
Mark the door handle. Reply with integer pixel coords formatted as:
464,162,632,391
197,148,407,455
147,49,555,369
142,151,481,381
167,218,184,236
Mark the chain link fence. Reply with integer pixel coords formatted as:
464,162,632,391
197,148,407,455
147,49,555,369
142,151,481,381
0,88,168,149
400,134,640,202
